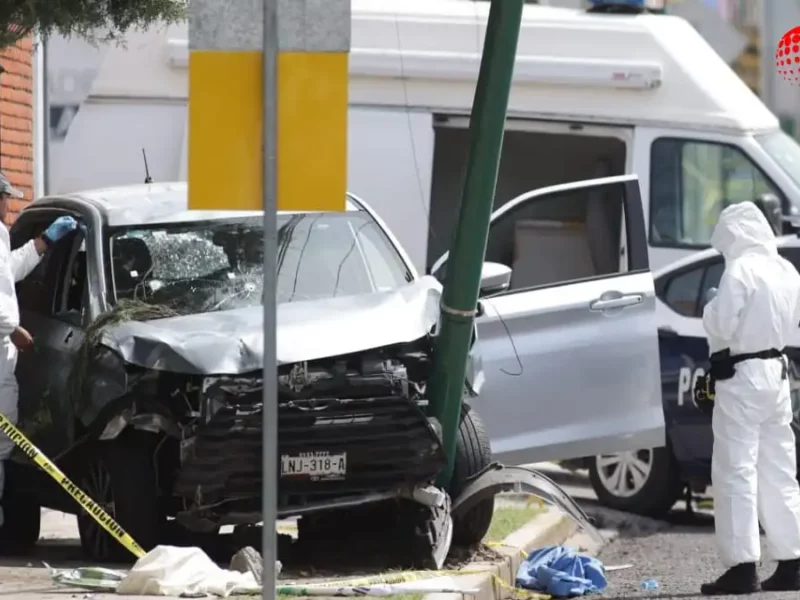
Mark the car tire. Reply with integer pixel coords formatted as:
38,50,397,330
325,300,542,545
0,468,40,555
449,403,494,546
589,447,682,518
76,429,164,563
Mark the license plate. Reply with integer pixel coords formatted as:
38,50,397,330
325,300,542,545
280,452,346,479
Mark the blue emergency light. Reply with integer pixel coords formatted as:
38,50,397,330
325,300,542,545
587,0,665,12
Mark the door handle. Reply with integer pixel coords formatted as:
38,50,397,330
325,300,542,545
589,294,643,311
64,329,74,344
658,325,679,338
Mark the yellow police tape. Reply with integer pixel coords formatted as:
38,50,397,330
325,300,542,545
0,411,146,559
302,541,549,599
309,568,549,599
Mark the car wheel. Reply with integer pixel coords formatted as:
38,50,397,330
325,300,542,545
0,470,40,555
76,429,163,563
588,447,682,518
449,403,494,546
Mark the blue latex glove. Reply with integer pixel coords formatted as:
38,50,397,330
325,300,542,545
44,216,78,242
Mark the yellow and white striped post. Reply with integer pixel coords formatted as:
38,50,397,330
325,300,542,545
188,3,350,599
188,0,350,212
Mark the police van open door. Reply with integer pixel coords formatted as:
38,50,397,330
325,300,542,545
431,175,664,465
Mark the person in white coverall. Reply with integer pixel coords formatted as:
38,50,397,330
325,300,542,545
0,172,77,527
701,201,800,595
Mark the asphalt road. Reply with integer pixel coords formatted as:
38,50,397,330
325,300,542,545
532,463,797,600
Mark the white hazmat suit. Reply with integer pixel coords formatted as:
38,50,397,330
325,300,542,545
703,202,800,569
0,224,41,525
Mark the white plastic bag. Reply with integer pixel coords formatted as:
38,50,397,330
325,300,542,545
117,545,261,597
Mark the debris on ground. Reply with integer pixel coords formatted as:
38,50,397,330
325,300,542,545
47,545,263,596
230,546,272,586
45,545,482,597
515,545,607,597
641,578,659,590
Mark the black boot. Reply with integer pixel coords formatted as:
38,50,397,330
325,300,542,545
761,558,800,591
700,563,760,595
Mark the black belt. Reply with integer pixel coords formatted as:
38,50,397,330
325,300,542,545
710,348,786,381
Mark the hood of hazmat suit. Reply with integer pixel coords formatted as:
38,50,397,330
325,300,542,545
703,201,800,568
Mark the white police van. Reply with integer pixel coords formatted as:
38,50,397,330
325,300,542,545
52,0,800,275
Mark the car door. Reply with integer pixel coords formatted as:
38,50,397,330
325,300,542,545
434,175,664,465
653,257,723,476
657,246,800,477
774,247,800,437
12,210,86,457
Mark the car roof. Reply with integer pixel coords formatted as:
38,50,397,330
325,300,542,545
652,234,800,280
30,181,360,227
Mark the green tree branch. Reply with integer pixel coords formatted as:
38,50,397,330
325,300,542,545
0,0,186,47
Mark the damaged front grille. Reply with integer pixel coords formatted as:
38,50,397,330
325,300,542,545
173,347,446,518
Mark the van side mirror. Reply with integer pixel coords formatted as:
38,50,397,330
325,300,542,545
480,262,512,295
754,193,782,235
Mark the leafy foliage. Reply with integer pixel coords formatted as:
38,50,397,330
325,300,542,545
68,298,177,411
0,0,186,47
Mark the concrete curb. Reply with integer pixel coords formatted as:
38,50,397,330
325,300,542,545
424,506,582,600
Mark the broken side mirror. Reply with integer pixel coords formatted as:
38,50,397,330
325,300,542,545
479,262,512,296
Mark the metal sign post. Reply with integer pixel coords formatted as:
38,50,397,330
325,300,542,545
261,1,279,598
429,0,525,488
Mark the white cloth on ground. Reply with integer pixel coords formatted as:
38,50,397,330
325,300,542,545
116,545,261,597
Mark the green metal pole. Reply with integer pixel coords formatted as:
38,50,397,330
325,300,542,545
430,0,524,488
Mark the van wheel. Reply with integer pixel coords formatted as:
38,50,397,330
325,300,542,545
589,447,682,518
76,430,164,563
449,403,494,546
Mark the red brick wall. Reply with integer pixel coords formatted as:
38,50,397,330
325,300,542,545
0,37,33,218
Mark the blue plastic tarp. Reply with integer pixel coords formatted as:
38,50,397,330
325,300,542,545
515,545,607,597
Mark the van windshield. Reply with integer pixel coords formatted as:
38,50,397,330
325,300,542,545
757,130,800,205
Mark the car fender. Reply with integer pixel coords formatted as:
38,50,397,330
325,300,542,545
450,463,603,546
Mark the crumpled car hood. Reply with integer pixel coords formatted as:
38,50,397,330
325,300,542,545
99,276,481,384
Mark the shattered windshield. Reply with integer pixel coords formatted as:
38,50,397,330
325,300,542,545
107,211,412,316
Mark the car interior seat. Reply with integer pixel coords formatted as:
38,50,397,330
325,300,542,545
112,237,154,300
66,250,86,312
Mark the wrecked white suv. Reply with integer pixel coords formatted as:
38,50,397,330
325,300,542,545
1,183,493,562
1,175,664,563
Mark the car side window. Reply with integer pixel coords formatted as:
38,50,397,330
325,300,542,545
780,248,800,274
53,235,88,325
697,260,724,315
662,267,704,318
13,218,70,317
482,181,629,292
650,138,780,247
